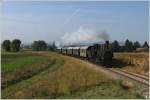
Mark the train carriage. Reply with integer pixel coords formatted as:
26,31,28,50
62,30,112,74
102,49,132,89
86,46,95,59
80,46,89,58
72,47,80,56
62,47,67,54
67,47,73,55
56,47,62,53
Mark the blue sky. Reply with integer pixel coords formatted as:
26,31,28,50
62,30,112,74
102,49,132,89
1,1,149,44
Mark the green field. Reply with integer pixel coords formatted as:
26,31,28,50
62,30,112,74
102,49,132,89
1,51,144,99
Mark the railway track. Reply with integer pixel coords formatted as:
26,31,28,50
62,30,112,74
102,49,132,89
117,69,148,80
107,68,149,86
82,58,149,86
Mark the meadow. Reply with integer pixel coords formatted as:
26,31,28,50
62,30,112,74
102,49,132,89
114,53,149,76
1,51,144,99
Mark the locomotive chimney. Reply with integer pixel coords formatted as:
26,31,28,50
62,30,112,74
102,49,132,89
105,40,109,49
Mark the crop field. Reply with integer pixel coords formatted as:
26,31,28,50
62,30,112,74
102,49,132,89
114,53,149,76
1,51,145,99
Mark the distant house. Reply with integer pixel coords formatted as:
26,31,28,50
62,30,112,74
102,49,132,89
135,47,149,52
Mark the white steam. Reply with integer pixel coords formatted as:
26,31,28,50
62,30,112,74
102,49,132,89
57,27,109,47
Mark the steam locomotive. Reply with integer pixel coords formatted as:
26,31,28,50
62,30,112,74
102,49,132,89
57,41,113,65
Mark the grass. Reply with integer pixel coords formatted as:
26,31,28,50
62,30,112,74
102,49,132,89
1,53,65,99
58,80,143,99
114,52,149,76
1,51,145,99
1,52,55,89
2,56,46,71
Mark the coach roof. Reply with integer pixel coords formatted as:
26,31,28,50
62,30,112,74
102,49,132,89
72,47,80,49
80,46,90,50
67,47,73,49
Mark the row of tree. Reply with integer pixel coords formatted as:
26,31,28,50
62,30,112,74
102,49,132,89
110,39,149,52
2,39,57,52
31,41,57,51
2,39,21,52
2,39,149,52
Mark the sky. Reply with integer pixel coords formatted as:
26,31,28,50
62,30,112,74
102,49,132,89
0,1,149,45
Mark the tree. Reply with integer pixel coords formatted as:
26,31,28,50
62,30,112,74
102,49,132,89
143,41,149,48
48,41,57,51
31,41,38,51
133,41,141,50
119,46,125,52
52,41,57,51
124,39,134,52
2,40,11,52
11,39,21,52
110,40,120,52
32,40,47,51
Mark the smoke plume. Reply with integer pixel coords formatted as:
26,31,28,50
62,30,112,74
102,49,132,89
58,27,109,47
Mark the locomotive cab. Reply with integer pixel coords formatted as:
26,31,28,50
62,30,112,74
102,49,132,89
103,41,113,65
104,50,113,64
93,41,113,64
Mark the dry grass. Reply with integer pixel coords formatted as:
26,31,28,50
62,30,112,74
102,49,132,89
114,53,149,76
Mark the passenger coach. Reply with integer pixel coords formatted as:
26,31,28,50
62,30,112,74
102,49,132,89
72,47,80,56
57,41,113,66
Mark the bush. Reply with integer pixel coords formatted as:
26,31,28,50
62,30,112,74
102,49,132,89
2,40,11,52
11,39,21,52
32,40,47,51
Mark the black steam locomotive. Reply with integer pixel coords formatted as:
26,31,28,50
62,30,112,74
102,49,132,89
57,41,113,65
